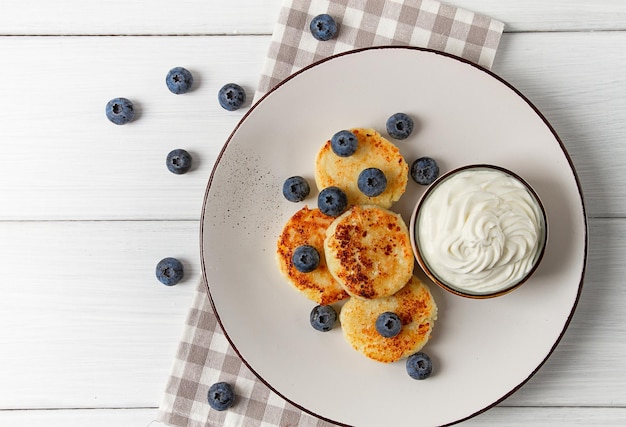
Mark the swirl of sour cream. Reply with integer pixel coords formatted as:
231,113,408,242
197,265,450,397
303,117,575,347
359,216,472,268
416,167,545,295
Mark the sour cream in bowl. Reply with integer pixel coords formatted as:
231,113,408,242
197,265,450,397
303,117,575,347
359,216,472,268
410,165,547,298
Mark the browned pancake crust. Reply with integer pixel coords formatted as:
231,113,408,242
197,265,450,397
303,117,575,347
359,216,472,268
324,205,414,299
315,128,408,209
339,276,437,363
276,206,350,305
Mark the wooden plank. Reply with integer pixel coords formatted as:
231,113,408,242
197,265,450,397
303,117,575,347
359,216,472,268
0,408,160,427
0,0,281,36
450,0,626,32
465,406,626,426
0,221,199,409
0,32,624,220
0,408,161,427
492,32,626,218
0,0,624,35
0,218,622,409
0,36,269,221
1,406,626,426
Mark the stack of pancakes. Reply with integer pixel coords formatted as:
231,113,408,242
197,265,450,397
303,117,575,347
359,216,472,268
276,128,437,363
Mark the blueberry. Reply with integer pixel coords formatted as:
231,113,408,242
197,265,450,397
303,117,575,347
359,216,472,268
282,176,310,202
410,157,439,185
165,66,194,94
406,352,433,380
292,245,320,273
105,97,135,125
155,257,184,286
318,186,348,217
375,311,402,338
166,149,192,174
309,14,338,41
310,305,337,332
207,382,235,411
218,83,246,111
330,130,358,157
358,168,387,197
386,112,414,140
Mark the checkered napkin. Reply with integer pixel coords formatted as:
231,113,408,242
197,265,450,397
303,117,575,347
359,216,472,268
255,0,504,100
158,1,504,426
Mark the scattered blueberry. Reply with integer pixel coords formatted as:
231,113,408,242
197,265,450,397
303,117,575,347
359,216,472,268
406,352,433,380
218,83,246,111
309,14,338,41
386,112,414,140
155,257,184,286
310,305,337,332
166,149,192,174
410,157,440,185
207,382,235,411
375,312,402,338
282,176,310,202
105,97,135,125
318,186,348,217
292,245,320,273
358,168,387,197
165,67,194,94
330,130,358,157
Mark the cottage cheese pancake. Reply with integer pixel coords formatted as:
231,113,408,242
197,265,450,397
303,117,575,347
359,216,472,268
276,206,350,305
324,205,414,299
315,128,409,209
340,275,437,363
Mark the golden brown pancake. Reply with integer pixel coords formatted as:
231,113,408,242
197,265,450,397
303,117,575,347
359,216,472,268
339,275,437,363
315,128,409,209
324,205,414,299
276,206,350,305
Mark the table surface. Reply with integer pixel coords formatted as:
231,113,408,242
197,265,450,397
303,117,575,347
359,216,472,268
1,1,625,426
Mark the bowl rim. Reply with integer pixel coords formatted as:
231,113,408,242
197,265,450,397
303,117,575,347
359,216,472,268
409,163,549,299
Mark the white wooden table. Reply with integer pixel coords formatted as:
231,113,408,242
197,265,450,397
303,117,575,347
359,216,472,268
1,1,625,425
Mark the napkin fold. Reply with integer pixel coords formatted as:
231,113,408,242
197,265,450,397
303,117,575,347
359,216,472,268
158,1,504,426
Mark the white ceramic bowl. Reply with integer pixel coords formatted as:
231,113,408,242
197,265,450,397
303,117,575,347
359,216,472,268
410,164,548,298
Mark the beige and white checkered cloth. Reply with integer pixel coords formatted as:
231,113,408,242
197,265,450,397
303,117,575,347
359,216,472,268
255,0,504,100
158,1,504,426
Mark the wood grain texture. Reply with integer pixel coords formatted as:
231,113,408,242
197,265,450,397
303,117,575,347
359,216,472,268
0,0,280,36
0,0,624,34
0,36,268,221
465,406,626,426
0,32,624,220
493,32,626,218
0,408,162,427
449,0,626,32
0,221,199,409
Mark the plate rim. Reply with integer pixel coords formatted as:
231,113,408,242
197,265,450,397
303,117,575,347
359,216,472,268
199,45,589,426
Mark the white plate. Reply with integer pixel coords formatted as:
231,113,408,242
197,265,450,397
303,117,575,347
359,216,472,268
201,47,587,426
